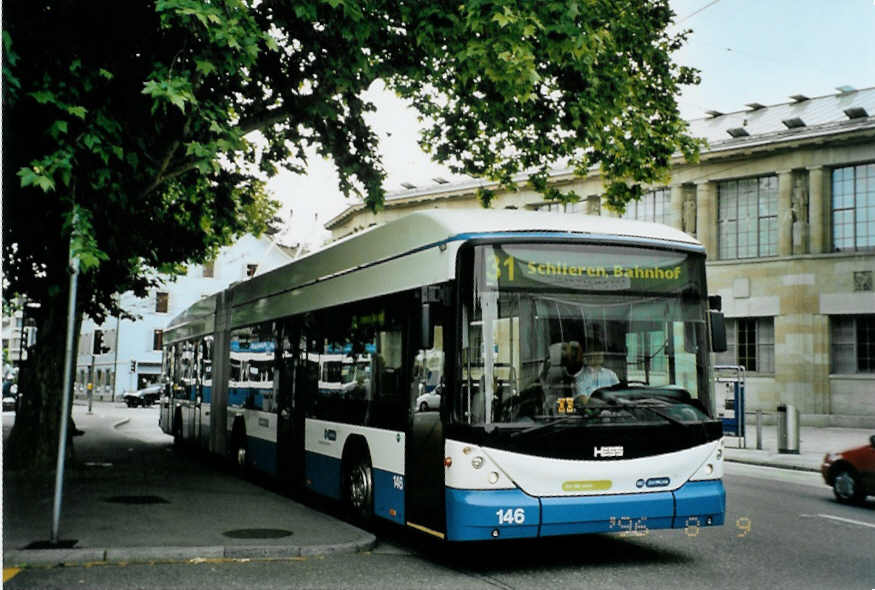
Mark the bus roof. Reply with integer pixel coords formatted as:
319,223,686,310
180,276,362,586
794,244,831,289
165,210,702,342
240,208,699,291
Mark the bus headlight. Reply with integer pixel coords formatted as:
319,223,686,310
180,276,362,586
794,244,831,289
488,471,500,484
472,456,485,469
690,442,724,481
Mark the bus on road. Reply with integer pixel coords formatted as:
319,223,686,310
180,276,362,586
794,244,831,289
159,210,727,541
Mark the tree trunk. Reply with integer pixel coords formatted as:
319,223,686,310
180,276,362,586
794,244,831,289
3,286,82,472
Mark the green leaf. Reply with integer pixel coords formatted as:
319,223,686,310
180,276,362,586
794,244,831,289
195,60,217,76
29,90,56,104
16,167,39,188
49,120,68,137
66,105,87,119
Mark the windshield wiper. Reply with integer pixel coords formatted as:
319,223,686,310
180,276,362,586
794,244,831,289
510,415,585,438
612,397,687,427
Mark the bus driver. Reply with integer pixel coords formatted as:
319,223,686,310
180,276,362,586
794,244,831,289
572,346,618,401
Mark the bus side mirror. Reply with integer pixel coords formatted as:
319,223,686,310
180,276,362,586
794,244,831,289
710,311,727,352
421,303,434,350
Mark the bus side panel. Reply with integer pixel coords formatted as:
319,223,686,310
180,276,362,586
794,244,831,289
305,450,342,500
304,418,406,520
244,410,279,476
373,468,405,525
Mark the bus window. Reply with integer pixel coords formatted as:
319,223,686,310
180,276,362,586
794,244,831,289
413,325,444,413
229,322,276,410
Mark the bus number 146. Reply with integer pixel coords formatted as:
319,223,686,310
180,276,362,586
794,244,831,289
496,508,526,525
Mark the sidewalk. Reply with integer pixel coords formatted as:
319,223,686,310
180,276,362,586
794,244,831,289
722,420,873,472
2,402,375,569
3,403,871,569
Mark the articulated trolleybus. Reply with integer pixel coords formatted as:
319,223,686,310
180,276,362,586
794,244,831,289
160,210,727,541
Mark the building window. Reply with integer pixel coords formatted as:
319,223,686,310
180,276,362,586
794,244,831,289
534,201,581,213
622,188,670,224
153,330,164,351
716,318,774,373
203,261,215,278
831,315,875,373
246,264,258,277
156,292,169,313
717,176,778,260
832,163,875,251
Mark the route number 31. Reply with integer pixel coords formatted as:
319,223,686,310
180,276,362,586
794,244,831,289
496,508,526,525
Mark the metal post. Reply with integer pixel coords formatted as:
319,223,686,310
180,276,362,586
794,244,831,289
52,254,79,545
87,354,94,414
756,410,762,450
111,313,120,402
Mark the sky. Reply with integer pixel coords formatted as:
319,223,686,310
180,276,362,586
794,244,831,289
269,0,875,248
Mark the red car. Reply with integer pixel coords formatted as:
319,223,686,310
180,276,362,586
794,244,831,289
821,435,875,504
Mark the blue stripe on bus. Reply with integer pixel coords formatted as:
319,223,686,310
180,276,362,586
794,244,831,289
305,451,342,500
445,479,726,541
540,490,675,537
202,385,212,404
372,469,404,524
672,479,726,528
246,435,278,477
445,488,540,541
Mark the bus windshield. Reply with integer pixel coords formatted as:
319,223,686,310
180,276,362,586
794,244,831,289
458,243,713,426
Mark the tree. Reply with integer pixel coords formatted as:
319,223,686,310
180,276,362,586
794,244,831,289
2,0,699,470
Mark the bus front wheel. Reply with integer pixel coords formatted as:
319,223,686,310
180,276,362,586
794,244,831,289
344,451,374,523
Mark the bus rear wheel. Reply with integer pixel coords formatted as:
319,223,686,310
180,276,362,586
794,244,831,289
345,452,374,523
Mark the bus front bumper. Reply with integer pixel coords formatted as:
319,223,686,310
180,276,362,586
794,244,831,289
445,479,725,541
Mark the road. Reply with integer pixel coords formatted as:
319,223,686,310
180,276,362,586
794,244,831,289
4,408,874,589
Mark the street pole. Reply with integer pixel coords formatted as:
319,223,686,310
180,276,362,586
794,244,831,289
51,251,79,545
112,314,120,402
88,353,94,414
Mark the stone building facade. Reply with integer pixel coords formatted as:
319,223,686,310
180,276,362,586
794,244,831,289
326,87,875,426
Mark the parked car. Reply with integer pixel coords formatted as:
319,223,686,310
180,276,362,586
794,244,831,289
821,435,875,504
122,383,163,408
416,390,441,412
2,380,18,412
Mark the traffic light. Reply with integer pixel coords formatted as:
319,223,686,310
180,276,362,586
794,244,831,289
93,330,111,354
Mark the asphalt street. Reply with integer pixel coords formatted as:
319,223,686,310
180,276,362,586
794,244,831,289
4,423,873,589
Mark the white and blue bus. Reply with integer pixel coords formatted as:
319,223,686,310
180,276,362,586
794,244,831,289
159,210,727,541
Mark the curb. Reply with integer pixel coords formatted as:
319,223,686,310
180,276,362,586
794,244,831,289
112,417,131,429
3,534,377,568
725,456,819,473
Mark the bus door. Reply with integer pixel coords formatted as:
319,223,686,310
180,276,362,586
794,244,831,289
181,340,198,441
191,340,203,444
406,301,447,536
276,320,308,485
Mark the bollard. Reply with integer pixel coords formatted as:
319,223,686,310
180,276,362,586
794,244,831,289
777,404,800,454
756,410,762,450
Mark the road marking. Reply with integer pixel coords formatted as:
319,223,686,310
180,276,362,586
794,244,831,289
801,513,875,529
3,568,21,582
